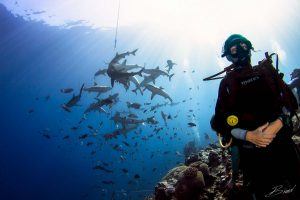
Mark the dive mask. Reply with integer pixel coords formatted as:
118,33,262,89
226,41,251,66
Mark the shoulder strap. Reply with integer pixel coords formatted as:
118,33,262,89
203,64,235,81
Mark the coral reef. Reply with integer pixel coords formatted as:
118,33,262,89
174,167,205,200
148,135,300,200
151,144,238,200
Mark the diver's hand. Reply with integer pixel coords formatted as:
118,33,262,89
262,118,283,138
245,122,274,147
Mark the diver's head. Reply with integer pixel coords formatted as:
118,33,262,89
222,34,253,66
291,68,300,80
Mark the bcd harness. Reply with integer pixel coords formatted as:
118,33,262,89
205,52,299,148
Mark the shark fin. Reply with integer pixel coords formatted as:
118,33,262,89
169,74,175,81
139,88,143,95
132,89,137,95
111,79,115,87
151,92,156,100
137,68,144,77
122,59,127,65
131,49,138,55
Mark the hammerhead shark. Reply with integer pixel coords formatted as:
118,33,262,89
165,60,176,73
107,49,144,87
144,84,173,103
64,84,84,108
143,66,174,82
83,82,111,97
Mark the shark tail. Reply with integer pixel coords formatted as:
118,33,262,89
137,67,144,77
131,49,138,56
151,92,156,100
139,88,143,95
132,88,138,95
169,74,175,81
79,83,85,96
111,78,115,87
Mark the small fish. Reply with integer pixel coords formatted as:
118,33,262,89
102,180,115,185
134,174,140,179
61,104,71,112
120,155,126,161
150,152,154,158
28,109,34,114
63,135,70,140
79,134,88,139
123,141,130,147
204,132,210,140
60,88,74,93
70,126,79,130
102,161,110,167
86,142,93,146
128,113,138,118
122,168,129,174
43,134,51,139
188,122,196,127
44,95,51,101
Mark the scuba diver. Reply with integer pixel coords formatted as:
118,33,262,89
288,68,300,105
209,34,300,199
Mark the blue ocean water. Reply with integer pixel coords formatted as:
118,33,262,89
0,4,217,200
1,2,300,200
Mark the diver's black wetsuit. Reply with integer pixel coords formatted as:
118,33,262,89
213,63,300,199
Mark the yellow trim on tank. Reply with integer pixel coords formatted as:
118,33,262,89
218,133,232,148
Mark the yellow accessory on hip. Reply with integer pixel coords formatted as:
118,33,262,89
227,115,238,126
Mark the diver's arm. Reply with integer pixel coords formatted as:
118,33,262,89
231,128,247,140
231,123,271,147
213,79,233,134
261,118,283,138
231,124,271,147
245,123,272,147
232,118,283,147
